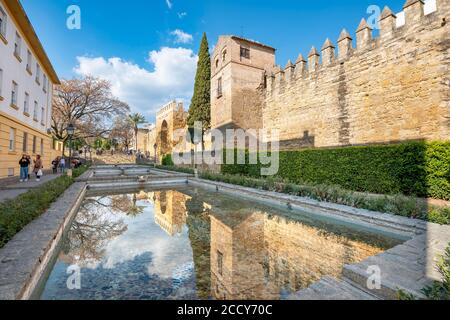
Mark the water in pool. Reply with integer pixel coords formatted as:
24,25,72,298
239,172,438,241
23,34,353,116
39,186,402,300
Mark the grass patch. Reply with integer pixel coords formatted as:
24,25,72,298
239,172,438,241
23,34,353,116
0,165,90,249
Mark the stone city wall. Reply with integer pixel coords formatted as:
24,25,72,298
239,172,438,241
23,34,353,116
262,0,449,149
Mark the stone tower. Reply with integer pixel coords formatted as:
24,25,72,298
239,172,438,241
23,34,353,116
155,100,187,158
210,36,276,132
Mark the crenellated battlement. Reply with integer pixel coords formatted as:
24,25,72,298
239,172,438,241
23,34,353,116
264,0,447,97
210,0,449,149
259,0,449,149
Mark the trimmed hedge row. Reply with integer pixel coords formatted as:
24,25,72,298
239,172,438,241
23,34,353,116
222,141,450,200
0,165,90,248
200,172,450,225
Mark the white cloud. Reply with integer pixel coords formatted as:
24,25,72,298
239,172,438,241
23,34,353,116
170,29,193,44
74,47,198,121
177,12,187,19
165,0,173,9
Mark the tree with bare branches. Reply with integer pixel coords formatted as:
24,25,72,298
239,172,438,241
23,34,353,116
52,76,130,153
111,117,134,151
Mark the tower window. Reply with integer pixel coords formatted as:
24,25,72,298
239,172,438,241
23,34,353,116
240,47,250,59
217,77,222,98
222,49,227,62
217,251,224,276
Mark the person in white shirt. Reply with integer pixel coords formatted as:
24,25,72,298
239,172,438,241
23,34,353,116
59,157,66,173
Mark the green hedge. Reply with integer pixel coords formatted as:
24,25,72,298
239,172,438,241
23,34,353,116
201,172,450,225
155,165,195,175
222,141,450,200
0,165,90,248
162,154,175,166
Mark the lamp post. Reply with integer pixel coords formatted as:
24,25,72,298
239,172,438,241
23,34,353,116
67,124,75,174
153,144,157,167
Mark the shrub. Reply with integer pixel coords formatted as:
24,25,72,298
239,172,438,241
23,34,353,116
399,245,449,300
155,165,195,175
222,141,450,200
199,172,450,225
0,165,91,249
162,154,174,166
0,176,73,248
421,245,449,300
73,165,90,178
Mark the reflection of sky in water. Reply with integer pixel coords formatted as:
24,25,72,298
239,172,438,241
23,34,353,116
102,205,194,279
39,188,402,300
40,195,198,300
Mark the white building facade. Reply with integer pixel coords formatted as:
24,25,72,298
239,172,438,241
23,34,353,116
0,0,60,178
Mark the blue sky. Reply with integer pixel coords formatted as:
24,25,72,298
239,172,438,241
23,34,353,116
21,0,409,123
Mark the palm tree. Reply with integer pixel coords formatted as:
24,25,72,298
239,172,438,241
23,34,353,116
128,113,146,151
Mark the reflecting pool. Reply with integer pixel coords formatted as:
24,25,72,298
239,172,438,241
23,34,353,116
39,187,402,300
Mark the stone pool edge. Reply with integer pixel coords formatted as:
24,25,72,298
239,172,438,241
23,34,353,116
188,177,450,300
1,167,448,301
0,181,87,300
188,178,427,238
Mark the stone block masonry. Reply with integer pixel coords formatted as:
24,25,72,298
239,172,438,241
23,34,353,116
263,0,449,149
210,0,449,150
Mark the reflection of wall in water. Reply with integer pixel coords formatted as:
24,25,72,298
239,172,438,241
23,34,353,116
210,212,271,300
153,190,190,236
210,211,384,300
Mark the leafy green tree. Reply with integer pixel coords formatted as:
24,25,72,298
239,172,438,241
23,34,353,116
188,33,211,148
128,113,146,149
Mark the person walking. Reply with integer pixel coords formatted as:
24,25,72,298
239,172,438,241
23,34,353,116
33,155,43,182
19,155,30,182
51,157,59,174
26,154,32,180
59,157,66,174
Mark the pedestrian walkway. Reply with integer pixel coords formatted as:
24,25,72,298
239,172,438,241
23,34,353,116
0,174,62,203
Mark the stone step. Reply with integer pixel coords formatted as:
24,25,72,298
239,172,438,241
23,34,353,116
291,276,379,300
342,256,430,300
342,228,450,300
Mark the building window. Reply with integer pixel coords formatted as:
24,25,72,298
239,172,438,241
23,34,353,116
32,136,36,154
215,59,219,69
36,63,41,84
217,77,222,98
0,6,7,39
33,101,38,120
41,106,45,124
23,132,28,152
24,92,29,114
8,168,14,177
40,138,44,155
43,75,47,92
240,47,250,59
217,251,224,276
14,32,21,59
26,50,32,73
11,81,18,106
9,127,16,151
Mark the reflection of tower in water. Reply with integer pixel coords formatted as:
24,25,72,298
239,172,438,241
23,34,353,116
209,208,386,300
210,211,271,300
153,190,189,236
